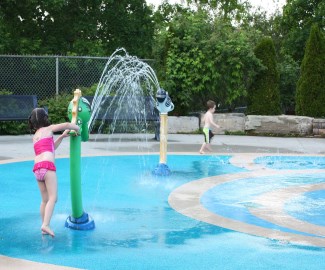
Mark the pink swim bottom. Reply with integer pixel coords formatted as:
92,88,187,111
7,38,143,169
33,161,56,181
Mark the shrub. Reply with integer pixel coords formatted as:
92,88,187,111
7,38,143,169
38,94,72,125
295,24,325,117
247,37,281,115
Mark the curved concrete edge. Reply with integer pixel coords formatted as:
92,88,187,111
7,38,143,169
249,183,325,237
168,168,325,248
0,255,82,270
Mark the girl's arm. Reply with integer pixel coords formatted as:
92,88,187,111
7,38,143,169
50,122,80,134
50,123,80,149
54,130,70,150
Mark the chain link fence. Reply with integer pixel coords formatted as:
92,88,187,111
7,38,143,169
0,55,159,135
0,55,114,100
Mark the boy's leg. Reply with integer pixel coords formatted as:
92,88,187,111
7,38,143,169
206,143,213,152
206,130,214,151
41,171,58,237
199,143,206,154
200,128,209,154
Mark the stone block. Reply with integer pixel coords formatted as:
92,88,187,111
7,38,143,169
245,115,313,135
168,116,199,133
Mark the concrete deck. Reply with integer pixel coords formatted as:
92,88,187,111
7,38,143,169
1,133,325,161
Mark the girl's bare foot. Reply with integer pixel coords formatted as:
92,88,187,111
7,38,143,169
41,225,55,237
199,151,205,154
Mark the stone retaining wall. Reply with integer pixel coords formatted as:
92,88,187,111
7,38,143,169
245,115,313,135
168,114,322,136
168,116,199,134
313,118,325,135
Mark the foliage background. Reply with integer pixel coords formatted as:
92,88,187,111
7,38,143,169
0,0,325,134
246,37,281,115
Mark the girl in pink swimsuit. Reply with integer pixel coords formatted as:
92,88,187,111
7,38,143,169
29,108,80,237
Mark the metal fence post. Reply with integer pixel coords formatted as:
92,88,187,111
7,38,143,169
56,57,59,96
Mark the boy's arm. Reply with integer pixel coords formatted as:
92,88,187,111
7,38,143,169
207,112,220,129
212,120,220,129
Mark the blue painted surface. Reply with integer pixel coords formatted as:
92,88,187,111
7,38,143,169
201,173,325,237
0,155,324,269
254,156,325,170
285,190,325,227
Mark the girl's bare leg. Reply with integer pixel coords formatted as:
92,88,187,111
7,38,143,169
40,171,58,237
37,181,48,224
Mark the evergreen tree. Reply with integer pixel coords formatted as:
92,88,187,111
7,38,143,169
247,37,281,115
295,24,325,117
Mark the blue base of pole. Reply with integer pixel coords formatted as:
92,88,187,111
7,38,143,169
65,212,95,230
152,163,171,176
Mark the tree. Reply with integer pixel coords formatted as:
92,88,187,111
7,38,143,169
278,55,299,114
280,0,325,64
295,24,325,117
153,9,263,115
157,10,213,114
247,37,281,115
97,0,155,58
185,0,250,22
207,20,263,110
0,0,155,58
0,0,44,54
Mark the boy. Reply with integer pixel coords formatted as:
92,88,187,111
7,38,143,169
199,100,220,154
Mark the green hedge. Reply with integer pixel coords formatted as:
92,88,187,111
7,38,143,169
247,37,281,115
295,24,325,117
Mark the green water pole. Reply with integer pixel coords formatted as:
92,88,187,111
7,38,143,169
70,134,83,218
65,89,95,230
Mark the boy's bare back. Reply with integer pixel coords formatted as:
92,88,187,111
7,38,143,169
203,106,220,130
203,111,215,129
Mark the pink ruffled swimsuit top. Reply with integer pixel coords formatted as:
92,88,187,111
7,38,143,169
34,136,55,156
33,136,56,172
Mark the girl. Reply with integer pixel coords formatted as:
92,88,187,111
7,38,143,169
29,108,80,237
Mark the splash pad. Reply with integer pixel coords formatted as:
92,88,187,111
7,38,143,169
65,49,175,229
89,48,174,175
1,49,325,269
1,154,325,270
